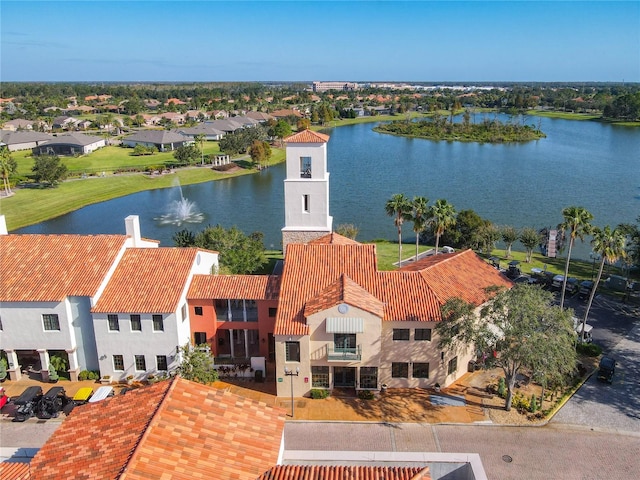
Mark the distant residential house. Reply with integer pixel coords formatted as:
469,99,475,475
122,130,191,151
144,98,162,109
33,132,106,156
209,109,229,119
229,115,260,127
271,108,304,119
204,118,247,134
246,111,275,123
0,131,53,152
75,119,93,130
185,110,209,121
1,119,34,131
52,115,79,130
71,105,96,114
159,112,186,124
166,98,187,106
178,124,225,141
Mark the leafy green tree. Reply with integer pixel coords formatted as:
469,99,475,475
559,206,593,309
297,118,311,131
519,227,539,263
172,145,200,166
500,226,520,259
440,209,486,248
436,284,577,411
271,120,292,147
134,114,145,127
580,226,626,337
385,193,412,267
32,155,68,186
249,140,271,169
172,229,196,247
193,225,267,274
474,223,501,255
0,146,18,196
619,216,640,268
0,358,8,381
177,343,219,385
428,199,457,255
409,196,429,260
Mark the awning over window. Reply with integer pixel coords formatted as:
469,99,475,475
326,317,364,333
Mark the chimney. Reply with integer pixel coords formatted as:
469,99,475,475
125,215,141,247
0,215,7,235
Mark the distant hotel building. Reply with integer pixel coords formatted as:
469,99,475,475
312,81,358,92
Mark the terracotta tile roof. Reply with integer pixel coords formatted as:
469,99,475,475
284,129,330,143
308,232,360,245
92,248,206,313
276,246,511,335
271,108,303,118
188,274,280,300
304,274,384,318
275,244,379,336
257,465,430,480
0,462,30,480
0,235,127,302
30,377,286,480
403,249,513,306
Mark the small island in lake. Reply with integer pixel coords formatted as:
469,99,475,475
374,113,546,143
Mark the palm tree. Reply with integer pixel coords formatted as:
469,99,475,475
385,193,411,267
409,196,429,261
194,134,206,165
558,206,594,309
501,225,520,259
580,226,626,338
428,199,457,255
0,146,17,196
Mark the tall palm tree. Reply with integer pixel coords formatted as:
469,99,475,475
409,196,429,261
580,226,626,338
385,193,411,267
0,146,17,196
428,199,457,255
559,206,593,309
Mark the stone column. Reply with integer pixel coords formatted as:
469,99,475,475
4,350,21,381
244,329,249,360
229,329,235,358
38,349,50,382
66,348,80,382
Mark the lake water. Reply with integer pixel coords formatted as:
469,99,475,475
16,115,640,260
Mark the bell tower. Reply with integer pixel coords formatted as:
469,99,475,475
281,129,332,251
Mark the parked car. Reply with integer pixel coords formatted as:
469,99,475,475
597,357,616,384
506,260,521,279
575,323,593,343
579,280,595,299
552,275,579,294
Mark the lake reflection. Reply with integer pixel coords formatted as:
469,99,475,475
16,115,640,259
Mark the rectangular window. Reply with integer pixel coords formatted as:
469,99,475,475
268,307,277,317
156,355,168,371
194,332,207,345
391,362,409,378
300,156,312,178
42,314,60,331
130,314,141,331
448,356,458,376
0,316,3,330
311,366,330,388
135,355,146,371
113,355,124,371
285,341,300,362
108,314,119,332
334,333,356,351
413,362,430,379
181,304,187,322
359,366,378,389
194,306,203,316
153,315,164,332
303,194,310,213
415,328,432,341
392,329,410,341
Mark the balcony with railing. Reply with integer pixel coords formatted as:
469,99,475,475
327,344,362,361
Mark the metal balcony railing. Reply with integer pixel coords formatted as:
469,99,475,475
327,345,362,361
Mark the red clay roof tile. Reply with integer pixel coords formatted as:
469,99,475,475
257,465,430,480
188,274,280,300
92,248,208,314
31,377,286,480
284,129,330,143
0,462,31,480
308,232,360,245
0,235,127,302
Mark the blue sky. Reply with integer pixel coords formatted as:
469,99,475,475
2,1,639,82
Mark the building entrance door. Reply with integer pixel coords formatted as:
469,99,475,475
333,367,356,387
